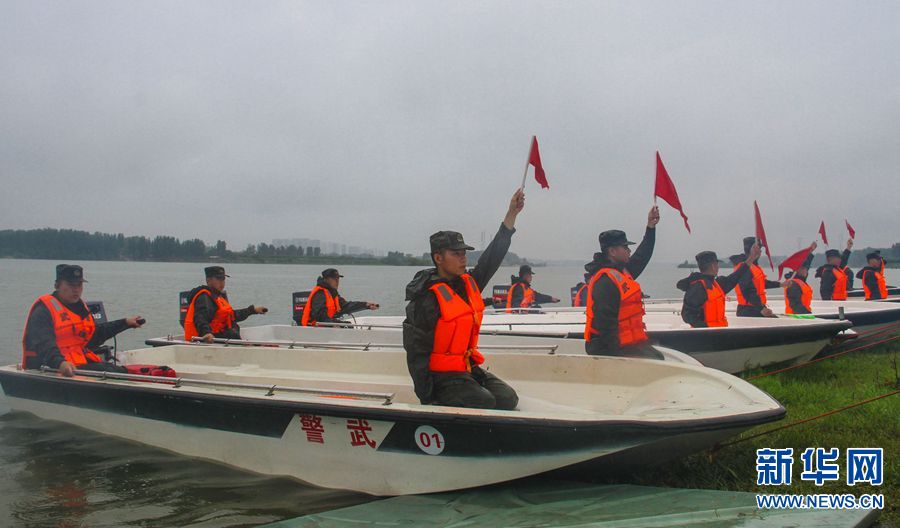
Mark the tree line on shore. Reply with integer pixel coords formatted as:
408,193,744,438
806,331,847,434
0,228,430,266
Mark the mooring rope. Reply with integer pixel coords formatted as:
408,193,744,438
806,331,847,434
745,334,899,381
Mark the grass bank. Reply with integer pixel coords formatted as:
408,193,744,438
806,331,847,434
599,342,900,524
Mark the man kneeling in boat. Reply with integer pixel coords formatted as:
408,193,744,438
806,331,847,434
815,239,854,300
857,252,889,300
677,244,758,328
583,206,660,358
735,237,783,317
783,245,816,315
22,264,145,377
403,189,524,410
184,266,268,343
297,268,380,326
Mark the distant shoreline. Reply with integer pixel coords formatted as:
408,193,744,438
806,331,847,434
0,254,429,266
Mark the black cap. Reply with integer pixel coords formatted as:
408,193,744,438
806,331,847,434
599,230,635,249
205,266,229,278
729,254,745,265
430,230,475,253
322,268,343,279
56,264,87,283
695,251,722,267
743,236,759,252
825,249,841,259
866,252,882,261
519,264,534,276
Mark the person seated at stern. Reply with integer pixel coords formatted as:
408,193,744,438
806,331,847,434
184,266,268,343
403,189,525,410
297,268,380,326
22,264,144,377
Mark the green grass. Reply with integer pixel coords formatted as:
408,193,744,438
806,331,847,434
599,342,900,525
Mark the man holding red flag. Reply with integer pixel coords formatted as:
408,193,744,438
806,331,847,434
815,239,854,300
583,205,660,357
782,242,817,315
735,236,784,317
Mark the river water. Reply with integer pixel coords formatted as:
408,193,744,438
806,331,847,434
0,258,897,527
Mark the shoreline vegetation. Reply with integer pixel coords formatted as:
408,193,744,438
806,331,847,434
0,228,530,267
594,342,899,525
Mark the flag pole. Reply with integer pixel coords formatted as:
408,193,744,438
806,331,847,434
520,136,534,190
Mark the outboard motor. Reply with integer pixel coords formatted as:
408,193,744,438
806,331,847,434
570,285,581,306
491,285,510,309
85,300,108,324
292,291,312,325
85,301,112,361
179,290,192,328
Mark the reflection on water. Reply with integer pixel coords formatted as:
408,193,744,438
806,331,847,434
0,412,371,527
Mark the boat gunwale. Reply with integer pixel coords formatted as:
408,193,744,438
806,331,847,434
0,366,785,434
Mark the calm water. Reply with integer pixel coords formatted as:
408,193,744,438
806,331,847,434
1,258,897,527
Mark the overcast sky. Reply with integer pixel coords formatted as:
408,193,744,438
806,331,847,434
1,1,898,261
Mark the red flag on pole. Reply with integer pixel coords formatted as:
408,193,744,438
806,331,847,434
754,201,775,271
654,152,690,233
778,245,814,280
845,219,856,239
818,221,829,245
527,136,549,189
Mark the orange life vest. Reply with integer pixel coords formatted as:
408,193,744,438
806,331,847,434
862,270,888,300
784,278,813,314
300,285,342,326
573,283,589,307
735,263,769,306
830,266,849,301
429,274,486,372
184,287,236,340
21,294,100,369
506,282,535,312
691,278,727,327
584,268,648,346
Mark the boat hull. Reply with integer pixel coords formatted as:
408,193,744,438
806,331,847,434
347,313,850,374
0,347,785,496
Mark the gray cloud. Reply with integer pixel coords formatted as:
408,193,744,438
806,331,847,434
2,0,898,261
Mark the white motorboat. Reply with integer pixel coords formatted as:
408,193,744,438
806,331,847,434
0,344,784,496
344,311,851,374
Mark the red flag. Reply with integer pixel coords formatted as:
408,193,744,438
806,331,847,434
754,201,775,271
778,245,814,280
528,136,549,189
654,152,690,233
818,221,829,245
845,219,856,239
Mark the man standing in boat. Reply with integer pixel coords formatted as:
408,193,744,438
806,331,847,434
857,252,889,300
22,264,144,377
298,268,380,326
184,266,268,343
783,243,817,315
735,237,783,317
677,245,758,328
583,206,660,357
814,239,854,300
505,264,559,312
403,189,525,410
